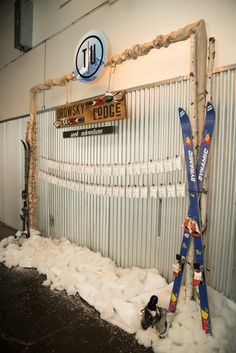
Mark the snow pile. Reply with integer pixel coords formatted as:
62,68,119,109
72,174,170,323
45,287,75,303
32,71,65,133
0,232,235,353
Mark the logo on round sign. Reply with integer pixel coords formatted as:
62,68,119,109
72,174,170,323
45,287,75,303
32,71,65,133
73,30,108,83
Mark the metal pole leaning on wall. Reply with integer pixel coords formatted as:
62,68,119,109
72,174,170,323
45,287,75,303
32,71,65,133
27,19,207,232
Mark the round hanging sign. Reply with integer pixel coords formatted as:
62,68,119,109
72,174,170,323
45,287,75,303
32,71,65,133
73,30,108,83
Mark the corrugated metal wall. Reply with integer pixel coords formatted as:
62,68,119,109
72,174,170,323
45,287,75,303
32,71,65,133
207,68,236,297
0,67,235,299
0,118,28,230
37,79,190,286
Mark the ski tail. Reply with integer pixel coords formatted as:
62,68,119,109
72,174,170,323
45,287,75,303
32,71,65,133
191,220,212,335
169,218,192,312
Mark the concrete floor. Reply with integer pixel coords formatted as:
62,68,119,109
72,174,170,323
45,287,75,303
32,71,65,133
0,222,153,353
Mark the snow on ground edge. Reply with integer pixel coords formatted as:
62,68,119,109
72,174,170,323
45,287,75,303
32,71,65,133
0,232,235,353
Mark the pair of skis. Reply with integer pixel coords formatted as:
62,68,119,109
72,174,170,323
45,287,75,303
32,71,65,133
20,140,31,238
169,102,215,335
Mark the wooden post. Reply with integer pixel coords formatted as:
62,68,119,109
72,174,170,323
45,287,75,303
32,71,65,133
185,34,198,300
200,37,215,237
27,72,76,229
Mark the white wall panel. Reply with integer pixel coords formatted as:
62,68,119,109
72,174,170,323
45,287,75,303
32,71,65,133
32,0,107,46
207,68,236,297
1,0,236,119
0,45,45,120
0,0,21,68
0,117,28,229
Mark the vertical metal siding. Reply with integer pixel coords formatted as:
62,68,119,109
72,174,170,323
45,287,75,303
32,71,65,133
207,68,236,297
0,118,28,230
37,79,189,284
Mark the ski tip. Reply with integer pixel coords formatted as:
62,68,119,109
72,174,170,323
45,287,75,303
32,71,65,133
21,139,31,151
178,107,186,119
206,102,215,113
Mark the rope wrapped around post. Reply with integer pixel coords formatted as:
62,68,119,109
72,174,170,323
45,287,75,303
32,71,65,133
106,19,206,66
26,71,76,229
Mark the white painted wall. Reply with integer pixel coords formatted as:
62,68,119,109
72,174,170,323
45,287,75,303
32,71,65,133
0,0,23,69
32,0,106,46
0,0,235,120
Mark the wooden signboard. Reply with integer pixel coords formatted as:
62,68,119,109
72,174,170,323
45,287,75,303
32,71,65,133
54,91,126,128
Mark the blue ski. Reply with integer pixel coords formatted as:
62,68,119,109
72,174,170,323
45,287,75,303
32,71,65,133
169,102,215,335
196,103,216,193
191,102,215,335
169,106,197,313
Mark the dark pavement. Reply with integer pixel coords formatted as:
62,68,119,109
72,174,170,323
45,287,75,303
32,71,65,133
0,222,153,353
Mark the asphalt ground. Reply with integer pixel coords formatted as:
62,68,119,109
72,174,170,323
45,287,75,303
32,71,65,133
0,222,153,353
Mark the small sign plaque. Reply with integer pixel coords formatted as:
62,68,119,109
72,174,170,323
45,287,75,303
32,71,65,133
63,125,114,138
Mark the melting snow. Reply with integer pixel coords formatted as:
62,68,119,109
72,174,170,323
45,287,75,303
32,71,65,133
0,231,235,353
